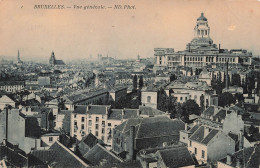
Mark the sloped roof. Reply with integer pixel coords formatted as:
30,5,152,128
88,105,110,115
115,116,184,139
78,133,103,156
73,105,87,114
219,144,260,168
157,146,198,168
136,117,185,139
83,144,122,166
32,141,89,168
0,141,28,167
189,126,219,145
203,106,215,117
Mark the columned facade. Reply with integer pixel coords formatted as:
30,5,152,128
153,13,252,72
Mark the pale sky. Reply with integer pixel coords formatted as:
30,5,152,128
0,0,260,61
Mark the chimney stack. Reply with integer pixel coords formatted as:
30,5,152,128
128,126,135,161
204,127,210,138
239,130,244,150
226,61,229,89
185,123,188,131
226,154,231,165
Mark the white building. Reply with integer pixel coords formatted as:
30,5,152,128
153,13,252,72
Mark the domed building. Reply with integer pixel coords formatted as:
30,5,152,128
153,12,252,72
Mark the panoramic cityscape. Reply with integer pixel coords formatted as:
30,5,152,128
0,1,260,168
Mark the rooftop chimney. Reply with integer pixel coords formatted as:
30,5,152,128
239,130,244,150
204,127,210,138
185,123,188,131
226,154,231,165
128,126,135,161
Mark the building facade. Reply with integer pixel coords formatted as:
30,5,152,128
153,13,252,72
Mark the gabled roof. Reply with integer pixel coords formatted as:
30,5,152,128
136,117,185,139
157,146,198,168
0,141,28,167
83,144,123,166
219,144,260,168
189,126,219,145
31,141,89,168
78,133,104,156
115,116,185,139
87,105,110,115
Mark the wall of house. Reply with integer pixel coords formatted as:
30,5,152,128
207,133,235,162
0,96,16,110
222,112,244,135
188,141,207,164
141,91,158,109
217,162,233,168
114,88,127,102
41,135,59,148
71,112,122,147
179,131,190,144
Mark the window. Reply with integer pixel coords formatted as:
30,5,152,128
108,123,111,127
88,127,92,133
96,117,99,122
95,131,98,136
147,96,151,103
88,120,92,126
74,114,77,118
95,124,99,130
102,128,105,134
195,147,197,155
202,150,205,158
49,137,53,142
180,97,183,101
189,141,192,147
74,121,77,126
81,117,85,122
81,124,84,130
102,121,105,127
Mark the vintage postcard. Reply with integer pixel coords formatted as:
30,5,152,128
0,0,259,167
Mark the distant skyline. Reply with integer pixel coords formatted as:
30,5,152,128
0,0,260,61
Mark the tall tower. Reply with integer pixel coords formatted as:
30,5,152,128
49,51,56,65
17,49,23,64
194,12,210,38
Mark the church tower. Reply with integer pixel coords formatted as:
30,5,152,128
49,51,56,65
17,49,23,64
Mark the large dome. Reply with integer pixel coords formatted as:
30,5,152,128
197,12,207,21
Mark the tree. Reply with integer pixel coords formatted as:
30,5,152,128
231,73,241,86
133,75,137,91
170,74,177,82
234,93,244,102
139,76,144,90
218,92,236,107
181,100,200,121
157,89,177,118
200,94,205,112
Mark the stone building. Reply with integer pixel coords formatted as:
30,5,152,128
49,51,65,66
112,116,185,160
153,13,252,72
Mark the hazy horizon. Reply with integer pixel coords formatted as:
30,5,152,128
1,0,260,61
